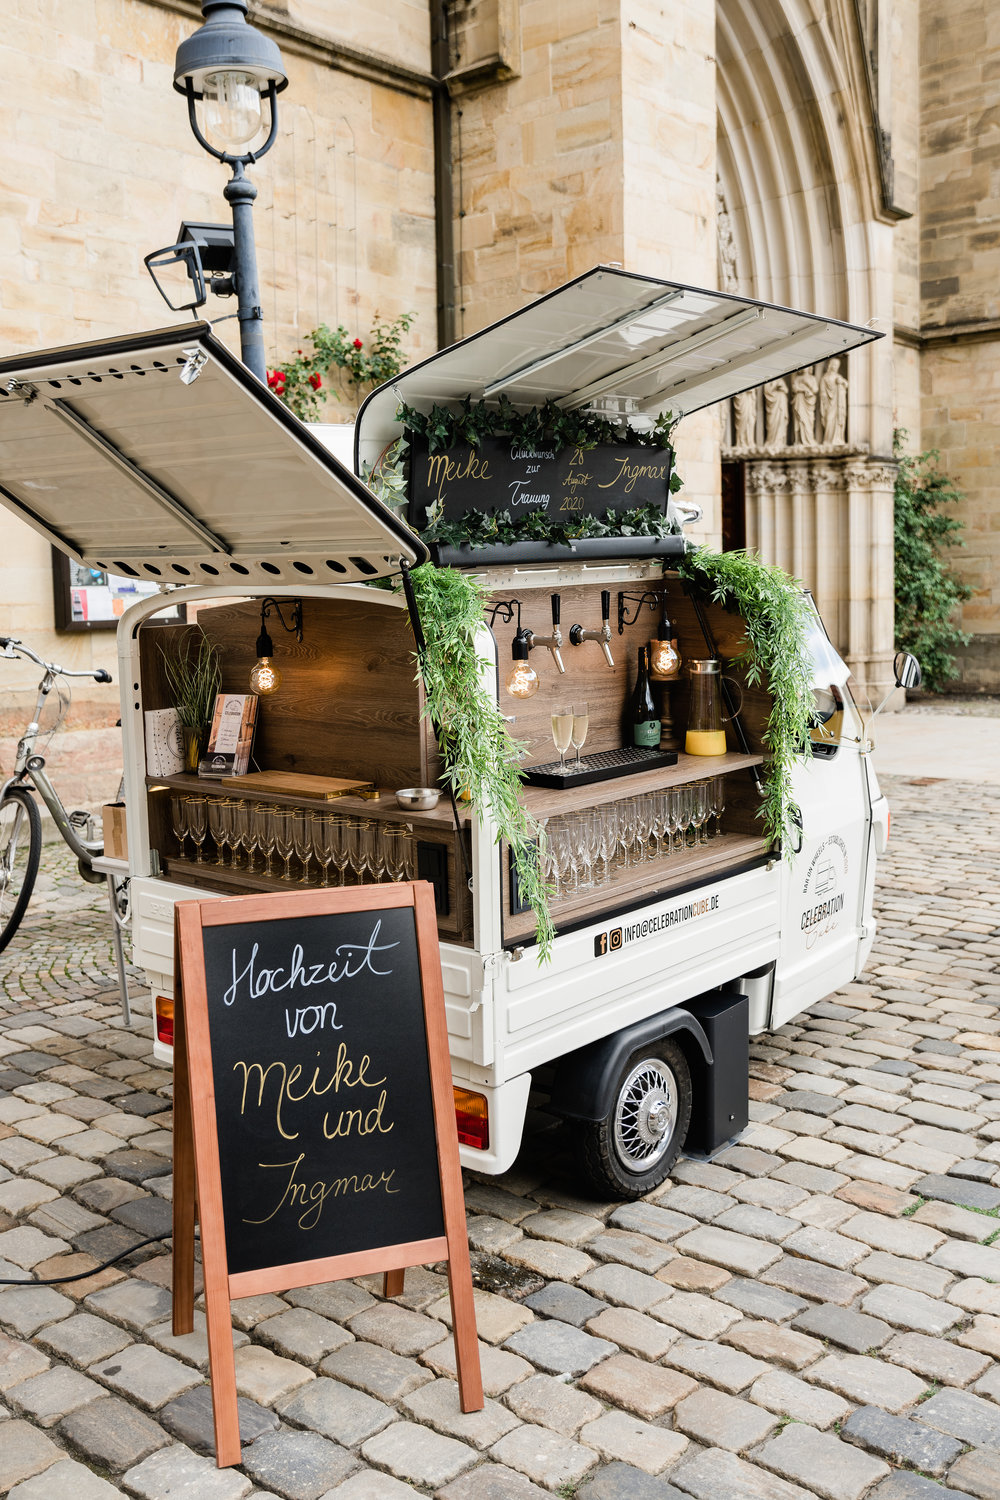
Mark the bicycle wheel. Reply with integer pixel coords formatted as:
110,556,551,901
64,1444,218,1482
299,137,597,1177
0,787,42,954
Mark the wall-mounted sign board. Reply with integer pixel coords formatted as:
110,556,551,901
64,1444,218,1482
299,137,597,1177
406,435,673,529
171,882,482,1467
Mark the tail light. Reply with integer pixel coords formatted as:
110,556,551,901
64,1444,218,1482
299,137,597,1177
155,995,175,1047
453,1086,489,1150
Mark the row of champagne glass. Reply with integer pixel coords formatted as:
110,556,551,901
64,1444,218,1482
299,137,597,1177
170,794,415,885
539,778,726,899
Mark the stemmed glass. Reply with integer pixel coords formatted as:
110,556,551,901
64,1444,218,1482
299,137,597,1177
674,785,693,852
255,803,277,877
207,798,227,865
185,795,208,863
227,800,250,869
383,823,414,883
550,705,573,770
330,816,352,885
312,813,335,886
709,777,726,838
291,809,314,883
692,782,711,845
272,806,295,881
170,794,189,860
570,701,589,772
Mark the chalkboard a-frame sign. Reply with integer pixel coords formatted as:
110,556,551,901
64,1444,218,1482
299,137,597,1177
171,882,483,1468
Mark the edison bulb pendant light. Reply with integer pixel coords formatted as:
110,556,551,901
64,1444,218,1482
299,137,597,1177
648,610,681,682
506,658,540,699
249,655,282,694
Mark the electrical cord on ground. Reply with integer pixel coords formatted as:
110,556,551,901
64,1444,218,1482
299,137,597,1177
0,1231,176,1286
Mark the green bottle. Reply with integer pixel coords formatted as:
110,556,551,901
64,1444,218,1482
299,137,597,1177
630,646,661,748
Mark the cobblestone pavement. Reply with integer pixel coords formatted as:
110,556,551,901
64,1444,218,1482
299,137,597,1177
1,772,999,1498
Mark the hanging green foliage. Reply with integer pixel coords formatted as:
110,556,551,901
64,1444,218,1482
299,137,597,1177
397,395,682,467
893,434,972,690
678,548,815,853
421,502,678,550
402,564,555,959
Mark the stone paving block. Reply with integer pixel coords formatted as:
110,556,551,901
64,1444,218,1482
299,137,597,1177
159,1385,278,1455
579,1352,695,1417
322,1342,434,1402
522,1281,605,1327
945,1447,1000,1500
721,1317,823,1370
230,1294,300,1332
425,1289,531,1349
466,1215,524,1255
584,1305,678,1360
347,1303,454,1359
586,1227,675,1273
100,1148,172,1184
462,1183,539,1223
654,1184,731,1220
576,1261,668,1311
674,1224,781,1276
914,1386,1000,1447
805,1352,929,1411
838,1209,946,1258
331,1472,426,1500
59,1393,170,1470
855,1250,955,1297
666,1337,769,1393
671,1446,815,1500
359,1419,477,1488
841,1404,963,1475
255,1308,354,1363
233,1344,314,1406
757,1421,890,1500
0,1420,66,1491
74,1178,145,1215
277,1376,396,1447
92,1342,201,1409
915,1173,1000,1211
607,1202,699,1244
285,1281,375,1322
790,1302,891,1353
760,1254,867,1306
860,1283,963,1335
122,1442,253,1498
0,1178,59,1215
932,1238,1000,1282
913,1199,1000,1241
653,1289,742,1339
355,1266,450,1314
884,1330,990,1387
731,1177,810,1212
503,1318,617,1377
713,1203,799,1242
655,1255,731,1292
503,1372,602,1436
577,1408,687,1475
401,1378,520,1449
575,1460,687,1499
146,1311,249,1371
749,1368,852,1429
869,1475,953,1498
6,1456,123,1498
504,1237,593,1281
518,1208,603,1245
673,1385,779,1452
975,1365,1000,1404
958,1314,1000,1359
27,1156,102,1190
6,1363,104,1425
0,1225,70,1268
242,1429,357,1498
0,1330,49,1389
714,1275,808,1323
85,1278,173,1332
0,1285,74,1337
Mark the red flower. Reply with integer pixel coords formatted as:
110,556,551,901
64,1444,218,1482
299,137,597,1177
352,338,363,349
267,369,286,391
308,372,322,390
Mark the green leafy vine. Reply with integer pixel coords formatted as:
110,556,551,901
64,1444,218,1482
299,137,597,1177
893,432,971,690
421,502,678,550
398,395,681,465
677,548,815,852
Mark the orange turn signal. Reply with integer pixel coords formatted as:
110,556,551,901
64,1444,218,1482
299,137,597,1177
453,1086,489,1150
155,995,175,1047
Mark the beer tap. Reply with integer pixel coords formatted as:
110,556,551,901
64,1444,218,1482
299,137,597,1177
569,590,615,668
526,593,565,673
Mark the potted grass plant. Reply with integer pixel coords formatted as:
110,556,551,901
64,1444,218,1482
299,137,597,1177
160,630,222,774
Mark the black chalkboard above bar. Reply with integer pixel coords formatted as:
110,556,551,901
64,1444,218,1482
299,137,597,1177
407,434,673,530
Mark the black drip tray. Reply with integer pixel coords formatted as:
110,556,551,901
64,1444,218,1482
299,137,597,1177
521,746,679,789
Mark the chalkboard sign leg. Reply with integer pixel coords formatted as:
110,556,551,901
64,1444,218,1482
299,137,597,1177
448,1258,484,1413
205,1291,241,1467
171,972,196,1337
383,1269,405,1298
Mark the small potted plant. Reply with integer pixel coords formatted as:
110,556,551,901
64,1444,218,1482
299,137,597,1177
160,630,222,774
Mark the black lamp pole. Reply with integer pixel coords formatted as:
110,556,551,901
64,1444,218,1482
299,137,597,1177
173,1,287,383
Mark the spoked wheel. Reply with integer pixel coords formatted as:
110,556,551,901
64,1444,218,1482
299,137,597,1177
0,787,42,954
576,1038,692,1199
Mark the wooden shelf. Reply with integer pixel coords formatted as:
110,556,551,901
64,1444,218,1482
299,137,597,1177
504,830,768,943
161,855,387,897
147,774,470,830
518,751,763,821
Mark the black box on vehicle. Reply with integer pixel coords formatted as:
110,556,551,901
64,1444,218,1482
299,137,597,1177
683,990,749,1156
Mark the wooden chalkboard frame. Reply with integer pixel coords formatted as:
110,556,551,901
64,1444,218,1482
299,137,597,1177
171,882,483,1468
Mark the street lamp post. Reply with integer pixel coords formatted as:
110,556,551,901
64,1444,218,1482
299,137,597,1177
173,1,287,383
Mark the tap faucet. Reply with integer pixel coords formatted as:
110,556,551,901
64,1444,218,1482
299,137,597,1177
569,590,615,667
525,593,565,673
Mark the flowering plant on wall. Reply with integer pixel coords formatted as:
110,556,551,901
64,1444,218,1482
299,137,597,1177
267,311,416,420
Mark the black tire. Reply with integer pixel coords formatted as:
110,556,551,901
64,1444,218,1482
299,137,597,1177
0,787,42,954
576,1037,692,1199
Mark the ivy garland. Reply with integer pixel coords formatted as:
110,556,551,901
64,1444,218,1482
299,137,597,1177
677,547,815,853
421,501,678,550
397,395,683,467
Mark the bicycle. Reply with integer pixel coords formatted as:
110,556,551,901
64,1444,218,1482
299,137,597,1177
0,635,116,954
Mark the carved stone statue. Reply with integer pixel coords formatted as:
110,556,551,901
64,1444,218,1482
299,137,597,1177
819,358,849,446
732,388,757,448
790,367,819,448
763,378,789,451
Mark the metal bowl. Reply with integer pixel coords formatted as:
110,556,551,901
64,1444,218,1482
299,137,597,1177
395,787,441,811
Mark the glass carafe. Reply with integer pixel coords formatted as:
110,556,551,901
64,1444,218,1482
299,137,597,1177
685,659,728,756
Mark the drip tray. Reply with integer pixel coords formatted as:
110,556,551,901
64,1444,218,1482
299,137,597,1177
521,746,679,790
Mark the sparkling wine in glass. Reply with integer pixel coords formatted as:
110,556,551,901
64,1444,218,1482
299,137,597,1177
551,706,573,769
570,701,589,771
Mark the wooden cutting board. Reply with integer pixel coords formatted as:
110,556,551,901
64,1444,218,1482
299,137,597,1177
220,771,374,800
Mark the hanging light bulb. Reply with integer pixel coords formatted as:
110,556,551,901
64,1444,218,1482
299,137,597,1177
505,632,540,699
249,613,281,695
648,607,681,682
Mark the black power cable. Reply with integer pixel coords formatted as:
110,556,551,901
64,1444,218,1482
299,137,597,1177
0,1231,174,1287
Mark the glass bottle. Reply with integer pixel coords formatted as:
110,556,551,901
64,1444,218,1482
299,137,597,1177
629,646,661,748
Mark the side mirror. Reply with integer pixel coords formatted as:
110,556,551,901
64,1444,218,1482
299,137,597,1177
893,651,922,691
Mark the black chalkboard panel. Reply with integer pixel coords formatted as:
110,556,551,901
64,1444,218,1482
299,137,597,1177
407,435,673,528
199,906,444,1277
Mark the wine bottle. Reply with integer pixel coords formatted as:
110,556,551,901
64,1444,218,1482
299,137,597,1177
630,646,661,748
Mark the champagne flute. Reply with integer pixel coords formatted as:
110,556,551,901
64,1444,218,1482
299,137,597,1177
291,809,313,883
312,813,335,886
206,798,226,865
170,794,189,860
255,803,277,877
570,700,589,772
272,806,295,881
383,823,413,883
551,705,573,770
330,816,352,885
185,794,207,863
709,776,726,838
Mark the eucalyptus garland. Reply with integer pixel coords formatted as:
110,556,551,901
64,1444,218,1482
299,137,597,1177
403,563,555,959
397,395,681,466
677,548,815,853
421,502,677,550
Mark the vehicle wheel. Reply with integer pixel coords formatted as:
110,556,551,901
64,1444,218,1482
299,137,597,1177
576,1038,692,1199
0,788,42,955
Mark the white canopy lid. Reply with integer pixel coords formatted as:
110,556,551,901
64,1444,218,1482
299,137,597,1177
355,266,881,467
0,323,426,588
